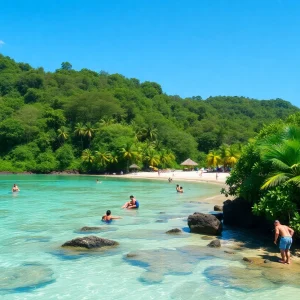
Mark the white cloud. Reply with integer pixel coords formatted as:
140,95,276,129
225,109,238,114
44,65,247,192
0,40,5,47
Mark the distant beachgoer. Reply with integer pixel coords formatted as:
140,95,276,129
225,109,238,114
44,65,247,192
102,210,121,222
168,177,172,183
199,170,203,177
122,195,139,209
179,186,184,193
274,220,294,264
216,173,219,180
158,170,160,176
176,184,180,192
12,184,20,192
120,171,123,175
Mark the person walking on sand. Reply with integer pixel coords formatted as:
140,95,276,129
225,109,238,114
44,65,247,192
274,220,294,264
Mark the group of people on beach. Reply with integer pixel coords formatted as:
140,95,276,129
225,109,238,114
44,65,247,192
101,195,139,222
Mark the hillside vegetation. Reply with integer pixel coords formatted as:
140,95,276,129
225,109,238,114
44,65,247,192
0,54,298,173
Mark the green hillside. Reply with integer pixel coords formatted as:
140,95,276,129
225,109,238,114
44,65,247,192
0,54,298,173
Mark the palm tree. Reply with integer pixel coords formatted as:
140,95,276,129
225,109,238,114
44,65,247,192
110,152,119,164
226,145,241,168
159,149,175,168
84,122,96,148
144,148,160,167
145,126,158,141
218,144,229,170
207,150,221,168
95,150,111,168
74,122,86,150
57,126,69,144
119,143,137,171
81,149,94,165
260,138,300,189
99,117,115,127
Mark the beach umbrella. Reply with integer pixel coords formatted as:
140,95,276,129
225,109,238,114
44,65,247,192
180,158,198,170
129,164,140,169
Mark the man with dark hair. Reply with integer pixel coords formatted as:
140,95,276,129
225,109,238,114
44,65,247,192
274,220,294,264
122,195,140,209
102,210,121,222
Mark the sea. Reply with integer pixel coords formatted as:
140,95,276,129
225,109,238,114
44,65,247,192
0,175,299,299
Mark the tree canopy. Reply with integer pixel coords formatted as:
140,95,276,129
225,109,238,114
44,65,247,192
0,54,298,174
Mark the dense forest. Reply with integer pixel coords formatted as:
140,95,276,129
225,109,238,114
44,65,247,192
223,113,300,236
0,54,298,173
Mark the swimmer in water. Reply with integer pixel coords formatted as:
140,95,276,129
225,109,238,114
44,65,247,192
176,184,180,192
179,186,184,193
102,210,121,222
12,184,20,192
122,195,140,209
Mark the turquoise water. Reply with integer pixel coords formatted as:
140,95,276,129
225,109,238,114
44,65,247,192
0,175,299,299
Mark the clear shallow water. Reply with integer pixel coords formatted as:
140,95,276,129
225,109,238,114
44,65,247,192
0,175,299,299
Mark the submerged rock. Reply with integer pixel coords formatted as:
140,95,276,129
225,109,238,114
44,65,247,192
79,226,103,232
201,235,215,240
0,264,54,292
204,266,276,292
207,239,221,248
62,236,118,249
166,228,182,234
187,213,222,235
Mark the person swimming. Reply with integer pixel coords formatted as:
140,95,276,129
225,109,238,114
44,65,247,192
176,184,180,192
12,184,20,192
102,210,121,222
122,195,139,209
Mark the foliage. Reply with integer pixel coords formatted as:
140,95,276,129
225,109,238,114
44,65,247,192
0,54,298,173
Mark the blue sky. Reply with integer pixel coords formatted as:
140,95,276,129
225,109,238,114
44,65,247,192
1,0,300,106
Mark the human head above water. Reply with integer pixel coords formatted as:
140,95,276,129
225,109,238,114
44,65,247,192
130,195,134,199
106,210,111,216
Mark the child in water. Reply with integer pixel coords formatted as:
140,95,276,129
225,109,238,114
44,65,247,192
102,210,121,222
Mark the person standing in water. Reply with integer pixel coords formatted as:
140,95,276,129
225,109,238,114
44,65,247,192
274,220,294,264
12,184,20,192
102,210,121,222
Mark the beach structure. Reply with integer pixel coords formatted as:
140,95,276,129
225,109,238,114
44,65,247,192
129,164,140,172
180,158,198,170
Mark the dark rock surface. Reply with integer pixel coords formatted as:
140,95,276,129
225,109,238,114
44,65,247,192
187,213,222,235
207,239,221,248
62,236,118,249
214,205,223,211
79,226,103,232
211,212,223,221
166,228,182,234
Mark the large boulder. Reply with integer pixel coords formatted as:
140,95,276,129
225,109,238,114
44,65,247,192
62,236,118,249
187,213,222,235
223,198,257,228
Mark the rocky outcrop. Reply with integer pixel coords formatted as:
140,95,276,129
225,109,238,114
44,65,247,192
214,205,223,211
187,213,222,235
166,228,182,234
207,239,221,248
211,212,223,221
62,236,118,249
223,198,256,228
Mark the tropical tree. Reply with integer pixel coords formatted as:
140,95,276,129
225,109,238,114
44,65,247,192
218,144,229,169
119,143,137,171
260,137,300,189
144,148,160,167
159,148,175,168
84,122,96,148
74,122,86,150
81,149,94,165
95,150,111,169
207,150,221,168
57,126,69,144
226,145,241,167
99,117,116,127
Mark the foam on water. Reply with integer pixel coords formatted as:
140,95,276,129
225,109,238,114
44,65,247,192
0,175,299,299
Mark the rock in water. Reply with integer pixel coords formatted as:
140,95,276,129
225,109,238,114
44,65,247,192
214,205,223,211
79,226,103,232
207,239,221,248
166,228,182,234
62,236,118,249
187,213,222,235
